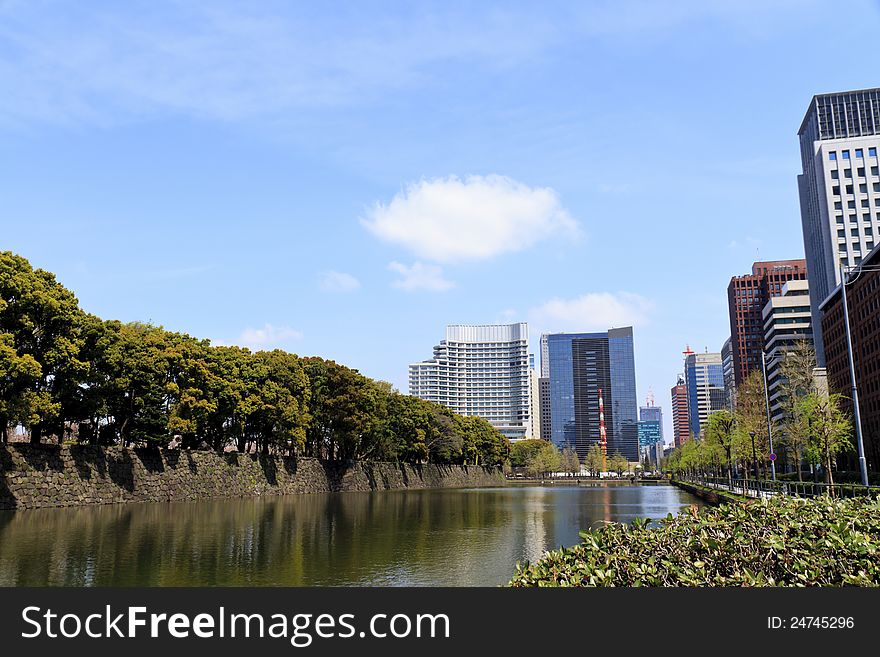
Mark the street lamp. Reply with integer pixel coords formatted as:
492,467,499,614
840,263,869,487
760,350,777,482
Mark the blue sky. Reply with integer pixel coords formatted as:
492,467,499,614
3,0,880,442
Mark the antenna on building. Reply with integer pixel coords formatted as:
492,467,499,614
646,389,655,407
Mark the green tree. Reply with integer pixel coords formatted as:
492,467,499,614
526,441,560,477
583,444,605,477
560,446,581,477
608,452,628,476
0,332,42,442
704,410,736,489
797,392,853,486
778,341,818,481
734,370,771,480
509,438,549,469
0,251,87,443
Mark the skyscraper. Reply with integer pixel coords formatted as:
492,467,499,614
684,351,725,439
798,88,880,365
639,393,663,442
670,374,689,448
638,396,664,466
544,327,639,461
727,260,807,385
409,323,531,440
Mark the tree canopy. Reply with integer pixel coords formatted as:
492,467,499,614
0,252,508,465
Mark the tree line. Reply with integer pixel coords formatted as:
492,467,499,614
0,252,509,465
664,341,853,485
509,439,633,478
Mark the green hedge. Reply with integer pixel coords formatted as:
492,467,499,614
509,496,880,586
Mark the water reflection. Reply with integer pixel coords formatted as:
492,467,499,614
0,484,701,587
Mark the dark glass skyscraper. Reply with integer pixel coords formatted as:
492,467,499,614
545,327,639,461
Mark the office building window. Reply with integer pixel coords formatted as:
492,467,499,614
829,151,837,160
845,169,853,177
843,150,851,159
870,147,878,157
856,149,864,158
832,170,840,179
859,167,866,176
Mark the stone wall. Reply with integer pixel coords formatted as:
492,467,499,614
0,444,505,510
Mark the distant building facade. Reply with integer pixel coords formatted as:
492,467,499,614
544,327,639,461
798,88,880,366
727,260,807,386
721,337,735,409
684,351,725,439
638,419,663,467
409,323,531,440
670,375,689,448
528,359,541,441
538,377,551,440
762,279,815,426
819,243,880,470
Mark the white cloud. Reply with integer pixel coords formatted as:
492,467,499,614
362,175,579,263
529,292,654,333
388,261,454,292
234,323,304,350
318,270,361,293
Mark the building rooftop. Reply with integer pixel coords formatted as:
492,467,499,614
798,87,880,138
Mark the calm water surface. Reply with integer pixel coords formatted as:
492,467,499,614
0,483,702,586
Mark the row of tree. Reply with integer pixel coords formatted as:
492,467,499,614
0,252,509,465
664,342,853,485
508,439,632,478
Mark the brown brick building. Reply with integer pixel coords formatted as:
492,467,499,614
727,260,808,386
670,375,689,448
820,245,880,470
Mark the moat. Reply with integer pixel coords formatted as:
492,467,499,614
0,483,702,586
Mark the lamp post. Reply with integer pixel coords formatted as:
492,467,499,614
840,263,869,487
760,350,777,482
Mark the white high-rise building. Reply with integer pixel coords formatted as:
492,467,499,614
408,323,531,440
798,88,880,365
762,279,814,425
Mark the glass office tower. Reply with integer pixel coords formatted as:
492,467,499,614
545,327,639,461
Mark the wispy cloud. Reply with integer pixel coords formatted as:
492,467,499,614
0,1,826,127
388,261,454,292
318,270,360,293
0,3,558,126
529,292,654,333
363,175,579,264
220,323,304,351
